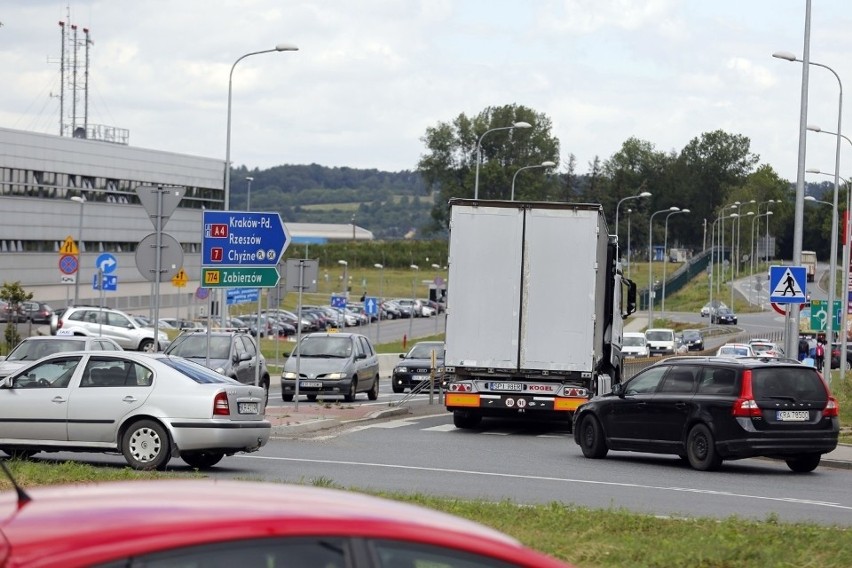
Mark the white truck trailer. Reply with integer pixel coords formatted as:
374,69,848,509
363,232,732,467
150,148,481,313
443,199,637,429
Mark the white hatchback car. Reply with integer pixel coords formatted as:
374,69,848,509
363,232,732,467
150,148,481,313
716,343,756,358
622,332,650,358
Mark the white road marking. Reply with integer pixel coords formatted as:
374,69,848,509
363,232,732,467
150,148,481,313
238,454,851,512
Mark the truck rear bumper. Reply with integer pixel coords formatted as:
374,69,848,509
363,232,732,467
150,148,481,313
445,392,585,412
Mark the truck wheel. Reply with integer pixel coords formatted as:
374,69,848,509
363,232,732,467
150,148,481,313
686,423,722,471
578,414,608,459
453,410,481,429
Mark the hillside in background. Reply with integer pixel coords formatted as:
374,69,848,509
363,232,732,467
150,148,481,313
229,164,442,240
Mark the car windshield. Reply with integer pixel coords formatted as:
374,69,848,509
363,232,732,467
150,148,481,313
646,331,672,341
682,331,700,340
6,339,87,361
296,336,352,358
166,335,231,360
623,336,645,347
408,343,444,359
159,356,241,384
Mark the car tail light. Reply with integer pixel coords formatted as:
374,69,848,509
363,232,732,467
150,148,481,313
732,369,762,417
57,320,63,330
823,396,839,417
213,392,230,416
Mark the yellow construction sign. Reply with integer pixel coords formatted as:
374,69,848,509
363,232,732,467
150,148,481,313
59,235,79,255
172,268,189,288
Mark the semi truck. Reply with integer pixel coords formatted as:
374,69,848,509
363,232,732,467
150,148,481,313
801,250,817,283
443,199,637,429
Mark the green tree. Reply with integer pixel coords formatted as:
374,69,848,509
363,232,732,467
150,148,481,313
418,104,560,228
0,281,32,351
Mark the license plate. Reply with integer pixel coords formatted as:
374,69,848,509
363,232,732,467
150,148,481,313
238,402,258,415
413,375,430,381
777,410,809,421
490,382,523,391
300,381,322,388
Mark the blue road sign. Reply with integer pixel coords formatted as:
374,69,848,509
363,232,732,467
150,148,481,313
226,288,259,305
201,211,289,267
93,274,117,291
769,265,807,304
364,297,378,316
331,295,347,309
95,253,117,274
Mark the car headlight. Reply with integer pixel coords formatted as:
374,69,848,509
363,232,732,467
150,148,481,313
282,372,299,379
396,366,408,373
326,372,345,380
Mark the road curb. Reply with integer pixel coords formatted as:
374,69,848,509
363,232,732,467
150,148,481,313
270,405,413,437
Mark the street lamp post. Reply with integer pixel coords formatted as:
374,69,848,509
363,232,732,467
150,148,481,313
615,191,652,244
245,176,254,210
408,264,419,346
750,211,774,304
774,50,843,373
70,196,85,305
709,214,736,317
222,43,298,324
510,161,555,201
661,208,689,317
647,206,679,328
805,194,839,372
736,200,756,278
337,259,348,329
473,121,532,200
626,208,633,279
373,263,384,344
718,202,739,297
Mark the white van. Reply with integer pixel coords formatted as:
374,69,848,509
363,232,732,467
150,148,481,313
645,328,677,356
622,332,650,358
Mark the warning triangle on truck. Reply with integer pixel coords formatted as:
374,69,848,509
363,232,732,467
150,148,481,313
771,267,805,300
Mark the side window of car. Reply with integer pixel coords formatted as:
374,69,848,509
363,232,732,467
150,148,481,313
13,357,82,389
623,366,668,395
234,336,247,359
240,336,256,357
107,312,131,327
658,367,698,394
697,367,738,395
71,310,90,323
359,337,374,357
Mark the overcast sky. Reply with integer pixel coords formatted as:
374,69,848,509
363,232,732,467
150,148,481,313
2,1,852,183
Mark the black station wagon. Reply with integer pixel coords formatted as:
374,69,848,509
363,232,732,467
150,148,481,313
573,356,839,472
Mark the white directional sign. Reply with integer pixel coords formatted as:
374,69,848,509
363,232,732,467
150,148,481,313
769,265,807,304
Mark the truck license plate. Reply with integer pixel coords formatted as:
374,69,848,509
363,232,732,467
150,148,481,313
777,410,809,421
490,382,523,391
238,402,258,415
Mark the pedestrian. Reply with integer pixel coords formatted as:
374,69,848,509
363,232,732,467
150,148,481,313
815,340,824,371
798,336,810,362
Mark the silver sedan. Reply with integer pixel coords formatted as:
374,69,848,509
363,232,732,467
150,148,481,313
0,351,270,470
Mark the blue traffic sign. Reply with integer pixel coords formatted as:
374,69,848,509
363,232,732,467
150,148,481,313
331,295,347,309
201,211,289,267
364,297,378,316
95,253,117,274
769,265,807,304
93,274,117,291
226,288,259,305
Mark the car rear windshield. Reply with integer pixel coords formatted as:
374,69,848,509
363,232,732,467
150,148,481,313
646,331,673,341
7,339,87,361
160,356,241,384
623,336,645,347
751,367,828,402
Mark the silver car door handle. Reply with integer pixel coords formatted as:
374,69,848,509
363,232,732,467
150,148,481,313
52,396,67,404
122,396,138,403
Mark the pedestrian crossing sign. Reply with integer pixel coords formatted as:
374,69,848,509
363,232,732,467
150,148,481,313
769,265,807,304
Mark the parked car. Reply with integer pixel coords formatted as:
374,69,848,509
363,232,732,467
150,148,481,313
20,301,54,324
716,343,755,358
645,328,677,356
621,332,650,358
164,329,270,402
381,300,402,320
0,335,122,379
0,479,572,568
159,317,204,330
281,332,380,402
680,329,704,351
711,307,738,325
574,356,839,472
0,351,270,469
0,300,23,323
50,306,169,352
392,340,445,393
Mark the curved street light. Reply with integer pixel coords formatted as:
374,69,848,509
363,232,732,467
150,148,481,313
510,161,555,201
222,43,298,323
774,50,843,370
615,191,652,243
647,206,679,328
473,121,532,200
661,208,689,317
